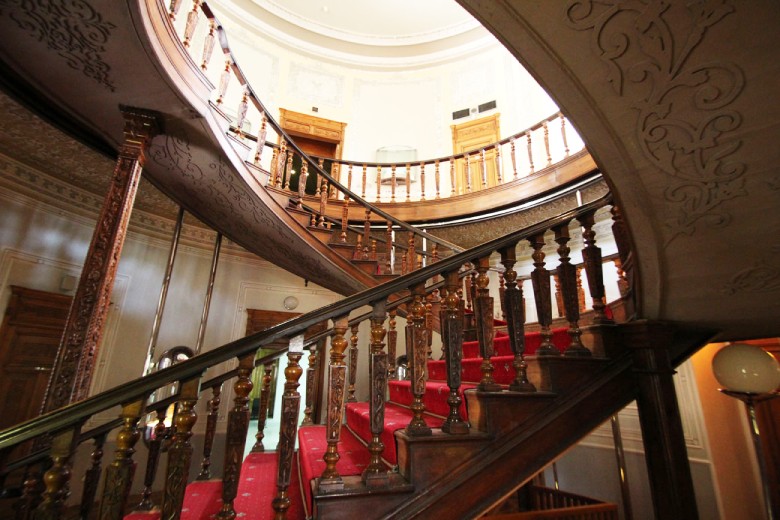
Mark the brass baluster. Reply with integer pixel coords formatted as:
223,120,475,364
449,158,456,196
137,409,167,511
80,432,107,519
434,160,440,199
406,283,431,436
319,315,350,490
201,20,215,70
419,162,426,200
376,165,382,201
543,120,552,166
479,148,488,188
99,399,145,519
340,196,349,243
33,428,78,520
197,384,222,479
301,349,317,427
441,271,469,434
500,245,536,392
216,59,230,105
560,113,570,157
474,256,500,391
391,164,397,202
363,301,390,485
510,137,518,178
361,164,367,199
405,163,411,202
161,378,200,519
526,132,534,173
554,223,590,356
387,309,398,378
577,211,612,324
217,355,254,519
182,0,201,48
273,339,304,519
347,324,359,403
252,365,274,450
528,233,558,355
283,151,293,192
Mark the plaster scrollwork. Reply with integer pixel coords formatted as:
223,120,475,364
721,260,780,295
1,0,116,91
565,0,746,238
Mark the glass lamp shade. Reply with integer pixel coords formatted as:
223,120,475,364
712,343,780,394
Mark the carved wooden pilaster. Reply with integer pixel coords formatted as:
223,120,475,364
161,378,200,520
273,344,304,519
99,398,145,520
32,428,78,520
528,233,558,356
301,349,317,427
577,211,611,324
45,108,160,412
474,256,501,391
554,223,590,357
623,321,698,520
406,284,432,436
363,301,390,485
320,315,349,490
441,271,469,434
137,409,167,510
500,246,536,393
387,310,397,378
217,354,254,519
252,365,274,450
347,324,359,403
197,384,222,479
80,432,107,520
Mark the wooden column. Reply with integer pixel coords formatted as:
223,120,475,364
44,107,159,411
624,321,698,520
363,301,389,485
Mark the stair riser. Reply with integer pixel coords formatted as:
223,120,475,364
395,431,491,485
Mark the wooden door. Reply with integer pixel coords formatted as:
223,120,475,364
451,113,501,193
0,286,72,430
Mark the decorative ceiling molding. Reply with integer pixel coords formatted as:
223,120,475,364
565,0,746,240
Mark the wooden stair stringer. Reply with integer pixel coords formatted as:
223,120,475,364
381,354,638,520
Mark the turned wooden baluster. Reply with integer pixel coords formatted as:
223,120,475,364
376,165,382,201
201,20,215,70
340,196,349,243
297,160,308,207
98,399,145,519
510,137,518,178
32,427,78,520
274,140,286,188
363,301,390,485
528,233,558,356
387,309,398,378
473,256,500,392
401,252,407,275
363,208,371,259
216,59,230,105
254,115,268,166
554,223,590,357
235,88,248,137
464,153,472,193
611,205,634,312
319,316,350,491
576,266,587,313
315,158,324,197
347,324,359,403
161,378,200,519
14,464,41,519
269,147,279,187
361,165,367,199
346,163,353,193
500,245,536,392
318,177,328,227
386,221,393,274
543,120,552,166
441,271,469,434
479,149,488,189
301,347,318,426
273,337,304,519
498,271,507,320
406,283,432,436
495,145,503,183
449,158,456,196
390,164,397,202
283,150,293,192
577,211,612,324
433,159,440,199
407,233,416,274
560,113,570,157
252,365,274,449
526,132,534,173
197,384,222,479
419,162,426,200
80,432,107,519
553,272,564,318
182,0,201,48
137,409,168,510
217,354,254,519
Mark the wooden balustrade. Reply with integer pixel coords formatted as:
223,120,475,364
529,233,557,356
162,378,200,519
197,384,222,479
406,283,432,436
99,398,145,519
301,349,317,427
441,270,469,434
252,365,274,450
319,315,349,491
554,223,590,357
474,256,501,392
347,324,360,403
363,301,389,485
500,245,536,393
137,409,168,511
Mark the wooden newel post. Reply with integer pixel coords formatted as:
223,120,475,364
363,301,390,485
474,256,501,391
441,270,469,434
405,283,432,436
528,233,558,356
45,107,160,412
162,378,201,520
218,354,254,519
500,246,536,392
273,336,304,519
319,315,350,491
553,223,590,357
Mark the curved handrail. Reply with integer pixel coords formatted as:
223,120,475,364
0,191,612,451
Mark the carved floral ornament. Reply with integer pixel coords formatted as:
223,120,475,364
1,0,116,91
565,0,746,238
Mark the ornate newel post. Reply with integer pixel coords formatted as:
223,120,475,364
406,283,432,436
44,107,160,411
319,315,350,491
440,270,469,434
500,245,536,392
363,301,390,485
273,336,304,519
553,223,590,357
528,233,558,356
474,256,501,391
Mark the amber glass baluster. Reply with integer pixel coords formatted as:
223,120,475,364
554,223,590,356
406,283,432,436
527,132,534,173
441,271,469,434
528,233,558,356
319,316,349,490
500,245,536,392
363,301,390,485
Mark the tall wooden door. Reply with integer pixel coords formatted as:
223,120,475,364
0,286,72,430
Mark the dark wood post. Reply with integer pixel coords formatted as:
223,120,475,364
624,321,698,520
577,210,611,324
406,283,432,436
347,324,359,402
197,384,222,479
161,377,200,519
553,222,590,357
137,409,167,510
363,301,390,485
387,310,398,378
301,349,317,427
252,366,274,451
441,271,469,434
319,315,349,491
500,245,536,392
474,256,500,391
44,107,160,411
32,427,79,520
273,341,304,519
80,432,107,519
528,232,558,356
